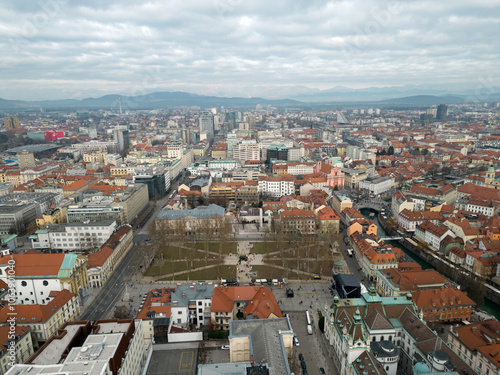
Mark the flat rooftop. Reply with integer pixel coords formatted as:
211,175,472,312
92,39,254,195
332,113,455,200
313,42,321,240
31,323,87,365
230,318,292,375
8,144,59,153
65,333,123,364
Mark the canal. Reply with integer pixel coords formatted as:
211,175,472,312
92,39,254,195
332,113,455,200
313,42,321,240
360,208,500,320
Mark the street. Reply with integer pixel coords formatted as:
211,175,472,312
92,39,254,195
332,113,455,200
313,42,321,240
79,176,183,320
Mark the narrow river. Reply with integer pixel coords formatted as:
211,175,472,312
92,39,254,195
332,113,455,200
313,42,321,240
360,208,500,320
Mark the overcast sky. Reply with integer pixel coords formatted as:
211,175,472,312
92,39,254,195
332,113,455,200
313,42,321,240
1,0,499,100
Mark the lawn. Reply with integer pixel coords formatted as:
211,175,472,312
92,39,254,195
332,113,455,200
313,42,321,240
145,259,219,277
250,242,280,254
251,265,305,280
194,241,237,254
251,265,289,280
264,258,334,277
158,265,236,281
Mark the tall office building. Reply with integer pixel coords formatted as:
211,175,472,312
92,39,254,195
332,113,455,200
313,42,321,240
199,113,215,139
436,104,448,120
17,151,36,169
226,112,237,130
4,117,20,130
113,129,130,153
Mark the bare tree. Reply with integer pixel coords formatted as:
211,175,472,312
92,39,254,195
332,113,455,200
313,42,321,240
114,305,130,319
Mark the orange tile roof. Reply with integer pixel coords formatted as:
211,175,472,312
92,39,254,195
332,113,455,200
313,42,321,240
411,287,475,310
136,288,172,320
0,289,76,323
0,253,65,277
317,206,339,220
243,287,283,319
280,208,315,220
211,286,282,319
87,246,114,268
451,320,500,355
63,179,90,190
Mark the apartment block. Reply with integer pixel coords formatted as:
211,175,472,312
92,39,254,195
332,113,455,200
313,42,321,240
30,220,117,251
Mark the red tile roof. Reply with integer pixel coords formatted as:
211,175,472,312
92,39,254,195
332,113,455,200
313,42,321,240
0,290,76,323
0,253,65,277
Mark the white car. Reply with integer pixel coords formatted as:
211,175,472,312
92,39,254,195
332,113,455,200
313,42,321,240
294,337,300,346
221,345,230,350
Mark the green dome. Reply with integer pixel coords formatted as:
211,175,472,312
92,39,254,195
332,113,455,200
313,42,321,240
413,362,430,374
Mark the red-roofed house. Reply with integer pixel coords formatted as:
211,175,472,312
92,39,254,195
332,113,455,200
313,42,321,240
448,320,500,375
0,289,79,348
280,208,316,234
411,287,475,323
211,286,282,330
315,205,340,234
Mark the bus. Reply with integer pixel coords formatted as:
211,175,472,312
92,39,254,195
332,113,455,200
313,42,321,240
306,311,313,335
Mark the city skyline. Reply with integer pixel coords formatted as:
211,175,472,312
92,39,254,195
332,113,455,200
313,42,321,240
1,0,499,101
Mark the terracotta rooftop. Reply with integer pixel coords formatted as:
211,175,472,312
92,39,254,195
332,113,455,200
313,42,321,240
0,289,76,323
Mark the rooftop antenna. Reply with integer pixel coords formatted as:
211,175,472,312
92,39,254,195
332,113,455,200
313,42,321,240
119,96,123,116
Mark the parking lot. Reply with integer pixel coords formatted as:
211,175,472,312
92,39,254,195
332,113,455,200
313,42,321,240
201,341,231,364
146,344,198,375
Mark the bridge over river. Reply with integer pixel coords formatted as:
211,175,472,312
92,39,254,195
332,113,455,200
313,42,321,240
354,199,390,212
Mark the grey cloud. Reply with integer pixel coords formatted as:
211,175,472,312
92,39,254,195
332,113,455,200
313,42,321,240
0,0,498,100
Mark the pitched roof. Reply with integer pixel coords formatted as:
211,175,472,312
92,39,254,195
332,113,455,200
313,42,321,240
244,287,283,319
411,287,475,310
136,288,173,320
0,253,66,277
87,246,114,268
211,286,282,319
0,289,76,323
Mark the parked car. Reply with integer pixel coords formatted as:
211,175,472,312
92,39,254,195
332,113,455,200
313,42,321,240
301,360,307,370
320,368,326,374
298,353,304,361
221,345,230,350
294,337,300,346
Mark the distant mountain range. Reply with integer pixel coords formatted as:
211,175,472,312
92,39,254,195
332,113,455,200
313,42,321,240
0,86,498,111
0,92,302,111
290,84,500,103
